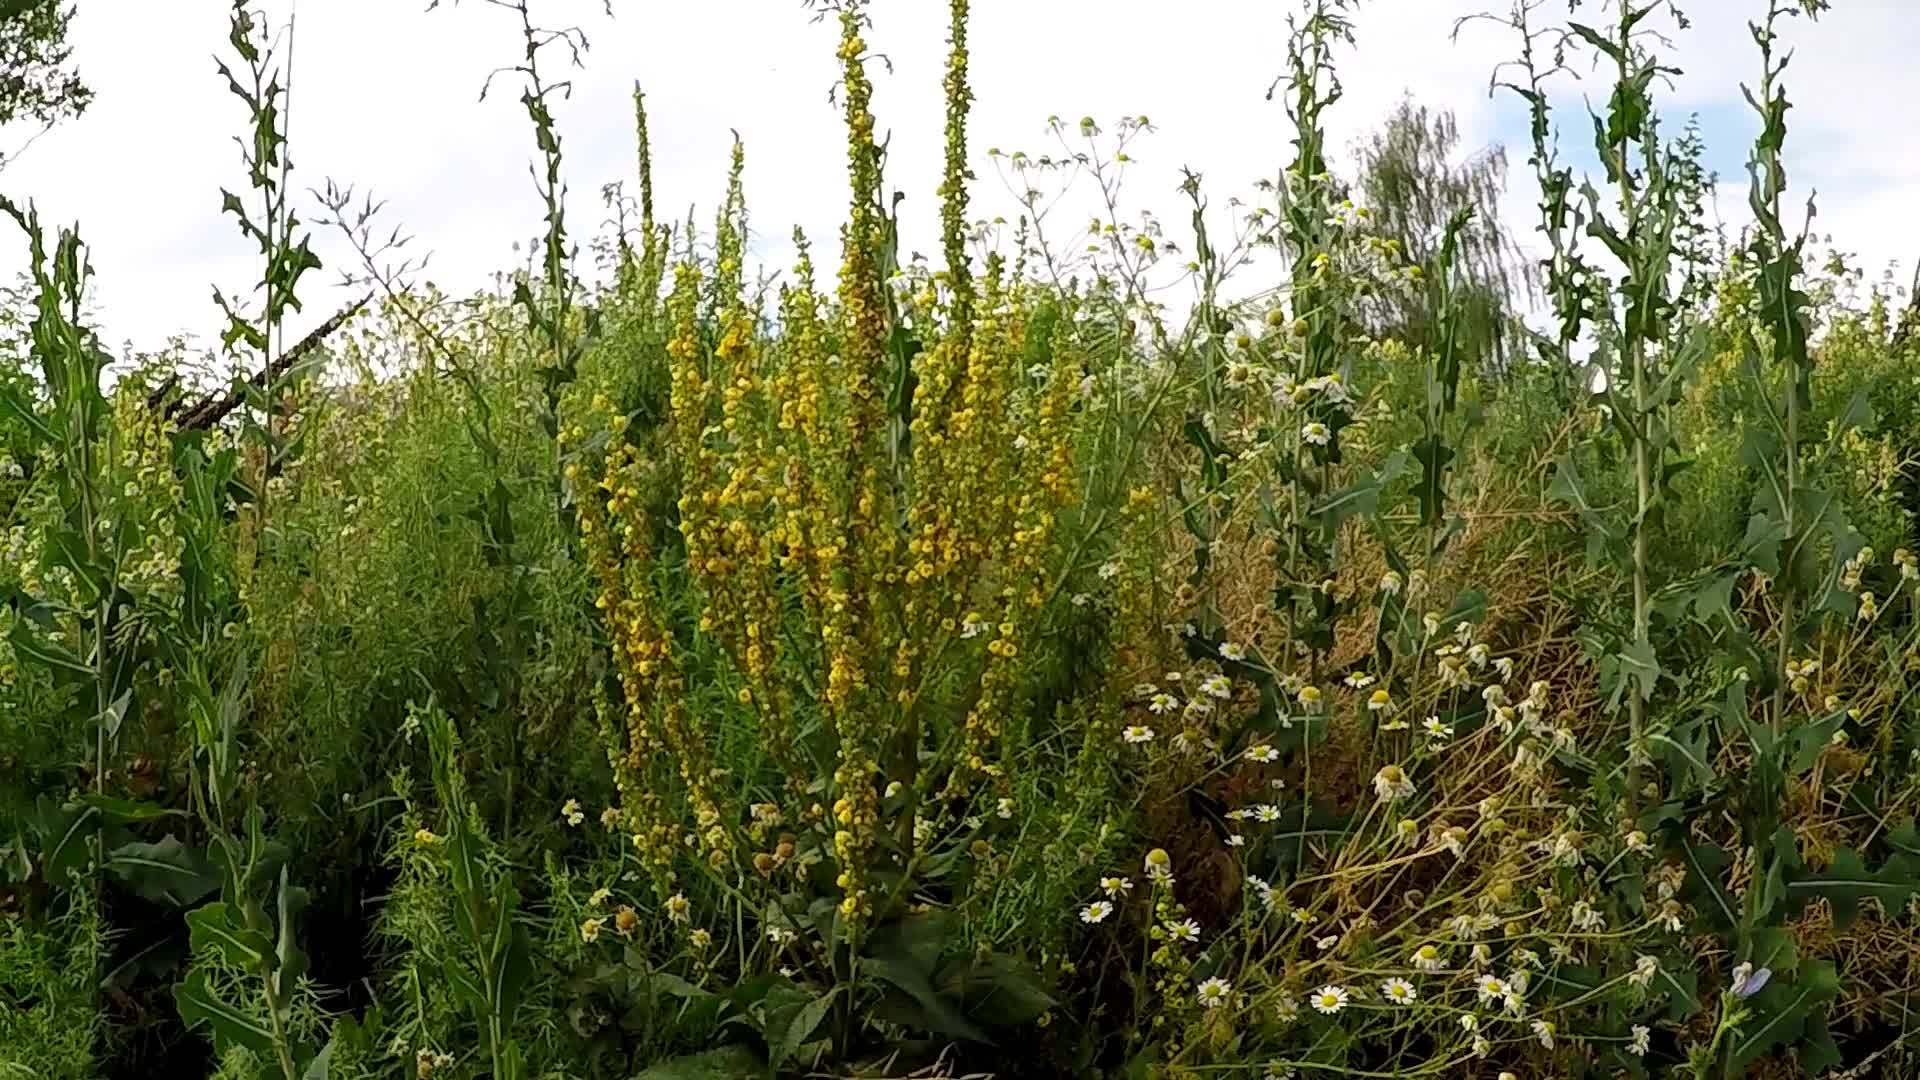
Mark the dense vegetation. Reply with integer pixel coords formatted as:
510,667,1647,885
5,0,1920,1077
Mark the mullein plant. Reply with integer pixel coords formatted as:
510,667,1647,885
565,0,1078,1058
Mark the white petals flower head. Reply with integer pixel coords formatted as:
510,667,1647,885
1122,725,1155,744
665,893,691,924
1100,875,1134,897
1148,693,1177,715
1200,674,1232,699
1081,901,1114,924
1371,763,1415,802
1631,954,1659,988
1144,848,1173,880
1531,1019,1555,1049
1423,716,1454,741
579,917,604,944
1412,943,1446,971
1310,985,1350,1014
1380,569,1404,594
1245,743,1279,763
1367,687,1394,712
1301,421,1331,446
1493,656,1515,680
1629,1024,1651,1056
1344,671,1377,689
1195,976,1232,1008
1380,977,1417,1004
1167,918,1201,943
561,798,585,827
1476,975,1512,1005
588,887,612,906
1297,685,1323,710
1220,641,1247,661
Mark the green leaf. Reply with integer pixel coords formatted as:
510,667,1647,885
175,968,277,1056
1726,960,1839,1071
632,1045,767,1079
1785,847,1920,928
186,902,274,969
773,986,838,1065
106,835,220,907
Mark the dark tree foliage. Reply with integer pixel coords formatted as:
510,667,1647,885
1352,98,1536,375
0,0,87,132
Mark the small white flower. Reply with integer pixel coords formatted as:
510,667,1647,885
1122,725,1156,744
1531,1019,1555,1049
1098,560,1121,580
1226,834,1246,847
1630,954,1659,989
1200,674,1232,699
1475,975,1512,1005
1166,918,1201,943
561,798,586,827
1310,984,1349,1014
1081,901,1114,924
1371,763,1415,802
1422,716,1454,742
1411,943,1446,971
1379,570,1404,595
1148,693,1177,715
1100,876,1134,897
1220,641,1247,661
1195,976,1232,1008
1301,421,1331,446
1628,1024,1651,1057
1245,743,1279,763
1380,977,1417,1005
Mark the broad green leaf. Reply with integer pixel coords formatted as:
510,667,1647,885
1726,960,1839,1071
1786,848,1920,928
175,968,276,1056
186,902,273,969
774,986,838,1065
106,836,220,907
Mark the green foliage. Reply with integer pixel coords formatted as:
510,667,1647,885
5,1,1920,1078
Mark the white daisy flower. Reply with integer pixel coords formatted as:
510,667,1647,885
1371,763,1415,802
1081,901,1114,924
1309,984,1349,1014
1380,977,1417,1005
1195,976,1231,1008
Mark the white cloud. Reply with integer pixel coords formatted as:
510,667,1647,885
0,0,1910,355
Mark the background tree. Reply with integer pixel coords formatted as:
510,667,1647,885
1352,98,1536,375
0,0,88,159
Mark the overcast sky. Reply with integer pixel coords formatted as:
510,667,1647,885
2,0,1914,356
